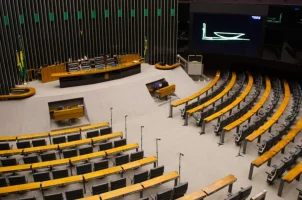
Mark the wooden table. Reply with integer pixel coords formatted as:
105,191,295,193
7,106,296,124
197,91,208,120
202,174,237,195
54,106,84,121
41,63,66,83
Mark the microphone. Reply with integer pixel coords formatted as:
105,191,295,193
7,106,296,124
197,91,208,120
156,138,161,141
180,153,184,156
110,107,113,110
141,126,144,128
125,115,128,117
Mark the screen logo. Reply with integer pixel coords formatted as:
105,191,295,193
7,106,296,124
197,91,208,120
251,16,261,20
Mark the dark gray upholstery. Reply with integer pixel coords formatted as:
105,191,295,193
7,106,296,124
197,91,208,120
133,171,149,184
92,183,109,195
65,188,84,200
8,175,26,185
110,177,126,191
94,159,109,171
150,166,164,179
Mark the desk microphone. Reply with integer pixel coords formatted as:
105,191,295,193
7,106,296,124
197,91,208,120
180,153,184,156
156,138,161,141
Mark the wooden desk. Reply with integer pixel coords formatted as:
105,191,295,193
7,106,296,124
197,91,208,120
202,174,237,195
155,85,176,98
121,156,157,171
84,166,122,180
177,190,207,200
252,151,276,167
17,132,49,141
117,54,140,63
155,63,180,70
0,136,17,142
42,175,83,188
78,196,100,200
246,80,290,142
205,73,253,122
41,63,66,83
52,61,143,88
54,106,84,121
106,143,139,156
100,184,143,200
50,127,80,136
187,72,237,115
172,70,220,108
0,182,40,195
80,122,110,131
141,171,179,189
0,87,36,100
278,162,302,196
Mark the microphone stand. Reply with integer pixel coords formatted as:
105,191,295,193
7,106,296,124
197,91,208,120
141,126,144,151
156,138,161,167
125,115,128,139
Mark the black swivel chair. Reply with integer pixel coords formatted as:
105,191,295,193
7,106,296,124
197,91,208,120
52,169,69,179
130,151,144,162
0,177,7,187
44,193,64,200
150,166,164,179
32,139,47,147
41,152,57,162
114,139,126,147
1,157,17,166
91,183,109,195
79,145,93,155
155,189,173,200
110,178,126,191
8,175,26,185
115,154,129,166
23,155,39,164
99,142,112,151
86,130,99,138
0,142,11,150
100,127,112,135
19,197,36,200
16,141,31,149
33,172,50,182
94,159,109,171
138,198,149,200
76,163,92,175
65,188,84,200
133,171,149,184
173,182,189,199
67,133,81,142
52,136,66,144
63,149,78,158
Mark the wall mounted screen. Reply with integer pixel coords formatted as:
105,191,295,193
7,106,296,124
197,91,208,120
190,13,263,57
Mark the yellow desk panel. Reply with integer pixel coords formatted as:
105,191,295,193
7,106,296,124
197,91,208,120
0,182,40,195
70,151,106,163
187,72,237,115
91,132,122,143
224,76,271,131
172,70,220,107
23,144,58,154
138,156,157,166
0,136,17,142
155,85,176,98
78,196,100,200
252,151,276,167
17,132,49,140
32,158,70,169
155,63,180,70
105,143,139,156
84,166,122,180
177,190,207,200
202,174,237,195
54,106,84,121
0,149,23,156
100,184,143,200
42,175,82,188
50,128,80,136
81,122,110,131
283,162,302,183
141,171,179,189
0,164,32,173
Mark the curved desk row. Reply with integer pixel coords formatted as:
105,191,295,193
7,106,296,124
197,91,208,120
224,76,271,132
169,70,220,117
80,171,179,200
155,63,180,70
52,61,143,88
0,132,122,156
0,156,156,195
184,72,237,126
0,143,138,174
0,87,36,100
248,118,302,180
243,80,290,153
0,122,109,142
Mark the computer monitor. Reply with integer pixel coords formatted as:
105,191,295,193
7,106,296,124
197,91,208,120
110,178,126,191
44,193,64,200
63,149,78,158
115,154,129,166
155,189,173,200
33,172,50,182
173,182,189,199
52,169,69,179
114,139,126,148
67,133,81,142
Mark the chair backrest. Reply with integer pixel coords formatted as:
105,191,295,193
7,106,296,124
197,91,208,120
155,189,173,200
86,130,99,138
1,158,17,166
8,175,26,185
240,186,253,200
16,141,31,149
32,139,46,147
133,170,149,184
52,136,66,144
67,133,81,142
79,145,93,155
33,171,50,182
52,169,69,179
76,163,92,175
138,198,149,200
44,193,64,200
63,148,78,158
0,177,7,187
92,183,109,195
130,151,144,162
173,182,189,199
115,154,129,166
0,142,10,150
110,177,126,190
150,165,164,179
100,127,112,135
65,188,84,200
23,155,39,164
94,159,109,171
99,142,112,151
114,139,126,148
19,197,36,200
225,192,240,200
41,152,57,162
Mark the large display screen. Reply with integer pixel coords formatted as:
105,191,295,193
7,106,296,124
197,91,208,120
190,13,264,57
